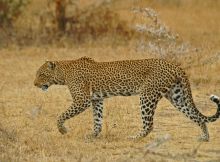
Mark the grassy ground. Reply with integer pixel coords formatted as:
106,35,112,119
1,0,220,162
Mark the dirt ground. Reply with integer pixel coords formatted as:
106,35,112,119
1,0,220,162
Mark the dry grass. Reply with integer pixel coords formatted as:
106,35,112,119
1,0,220,162
0,46,220,162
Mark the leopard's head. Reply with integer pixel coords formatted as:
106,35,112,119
34,61,64,91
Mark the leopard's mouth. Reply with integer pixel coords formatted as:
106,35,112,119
41,85,49,91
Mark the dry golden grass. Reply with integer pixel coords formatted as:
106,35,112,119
1,46,220,162
1,0,220,162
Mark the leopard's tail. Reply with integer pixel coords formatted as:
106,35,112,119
204,95,220,123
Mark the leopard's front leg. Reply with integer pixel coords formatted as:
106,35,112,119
92,99,104,137
57,99,90,134
57,81,91,135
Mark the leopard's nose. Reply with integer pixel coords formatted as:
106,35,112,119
34,80,38,86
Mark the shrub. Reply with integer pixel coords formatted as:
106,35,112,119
65,1,133,41
0,0,29,27
39,0,134,42
133,7,198,59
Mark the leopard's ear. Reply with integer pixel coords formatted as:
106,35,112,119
46,61,56,70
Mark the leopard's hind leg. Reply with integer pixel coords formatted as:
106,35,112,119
164,79,210,141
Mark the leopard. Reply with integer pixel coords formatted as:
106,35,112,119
34,57,220,141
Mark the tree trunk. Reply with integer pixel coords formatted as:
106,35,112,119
55,0,66,32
